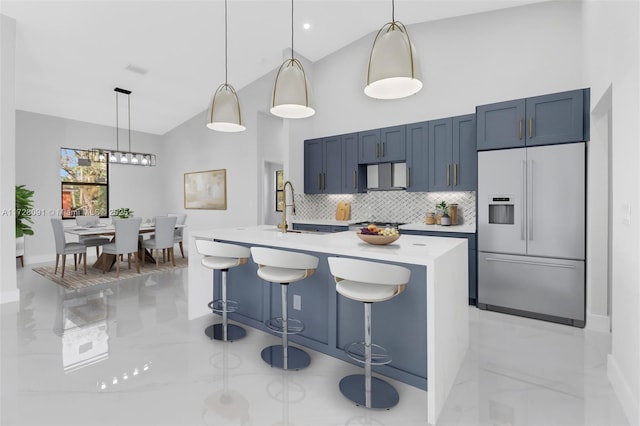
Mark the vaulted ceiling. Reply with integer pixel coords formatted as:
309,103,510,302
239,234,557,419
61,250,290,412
1,0,548,135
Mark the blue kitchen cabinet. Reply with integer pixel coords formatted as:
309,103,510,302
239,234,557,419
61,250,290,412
303,136,342,194
401,230,477,305
405,121,429,192
477,88,589,150
304,138,323,194
453,114,477,191
358,125,406,164
342,132,366,193
428,118,453,191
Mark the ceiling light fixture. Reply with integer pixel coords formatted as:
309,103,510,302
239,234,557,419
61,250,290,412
270,0,315,119
91,88,156,167
365,0,423,99
207,0,245,132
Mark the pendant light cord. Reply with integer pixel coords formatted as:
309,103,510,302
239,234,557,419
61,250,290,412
290,0,294,60
115,92,119,151
127,93,131,152
224,0,228,84
392,0,395,22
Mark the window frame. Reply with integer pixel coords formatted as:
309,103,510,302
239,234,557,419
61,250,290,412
60,147,110,219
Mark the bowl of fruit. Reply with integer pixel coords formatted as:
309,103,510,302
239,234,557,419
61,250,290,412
356,224,401,245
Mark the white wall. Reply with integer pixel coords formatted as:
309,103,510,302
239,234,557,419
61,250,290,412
582,1,640,423
14,111,165,264
0,14,18,302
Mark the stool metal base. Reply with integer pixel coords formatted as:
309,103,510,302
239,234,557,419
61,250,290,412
261,345,310,370
205,323,246,342
339,374,399,409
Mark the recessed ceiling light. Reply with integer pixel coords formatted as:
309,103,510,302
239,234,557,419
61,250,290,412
303,22,311,30
125,64,149,75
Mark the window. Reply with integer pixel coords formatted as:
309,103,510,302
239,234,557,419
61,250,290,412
275,170,284,212
60,148,109,218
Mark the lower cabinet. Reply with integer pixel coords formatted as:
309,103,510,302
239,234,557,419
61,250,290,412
401,230,477,305
214,242,428,390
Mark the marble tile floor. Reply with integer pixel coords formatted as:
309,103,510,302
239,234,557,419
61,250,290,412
1,264,629,426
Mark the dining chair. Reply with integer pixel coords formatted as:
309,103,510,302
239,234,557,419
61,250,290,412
75,215,110,258
141,216,177,268
101,217,142,278
168,213,187,258
51,218,87,278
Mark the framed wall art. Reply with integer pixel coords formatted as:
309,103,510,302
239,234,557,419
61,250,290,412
184,169,227,210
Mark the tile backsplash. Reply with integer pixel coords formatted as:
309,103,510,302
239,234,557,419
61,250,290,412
294,191,476,225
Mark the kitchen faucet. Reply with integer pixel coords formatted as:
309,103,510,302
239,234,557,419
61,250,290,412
277,180,296,233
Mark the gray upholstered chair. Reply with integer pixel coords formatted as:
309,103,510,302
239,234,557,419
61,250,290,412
51,218,87,278
168,213,187,258
141,216,177,268
101,217,142,277
75,215,110,258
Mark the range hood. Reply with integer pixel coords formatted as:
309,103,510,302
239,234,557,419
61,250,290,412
367,162,407,191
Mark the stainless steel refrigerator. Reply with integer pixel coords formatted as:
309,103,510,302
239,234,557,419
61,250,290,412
477,142,585,327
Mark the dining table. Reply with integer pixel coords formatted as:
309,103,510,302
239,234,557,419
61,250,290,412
64,222,182,272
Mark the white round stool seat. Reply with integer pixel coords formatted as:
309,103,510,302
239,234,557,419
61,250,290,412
336,280,403,303
202,256,245,270
257,266,309,284
196,239,251,342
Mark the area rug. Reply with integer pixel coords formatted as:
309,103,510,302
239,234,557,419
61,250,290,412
33,257,188,290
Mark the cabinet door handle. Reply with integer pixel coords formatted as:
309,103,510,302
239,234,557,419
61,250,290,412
446,164,450,187
454,163,458,186
521,160,526,240
528,160,533,241
529,117,534,139
318,174,322,190
406,167,411,187
353,170,357,189
322,173,326,190
381,142,385,157
376,143,379,158
519,119,523,140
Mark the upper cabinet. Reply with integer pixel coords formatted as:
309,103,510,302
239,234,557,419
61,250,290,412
476,88,590,150
405,122,429,192
358,125,406,164
303,136,342,194
342,132,366,194
428,114,477,192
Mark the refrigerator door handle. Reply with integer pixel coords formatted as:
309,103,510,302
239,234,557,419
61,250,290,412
529,160,533,241
521,160,526,240
484,257,577,270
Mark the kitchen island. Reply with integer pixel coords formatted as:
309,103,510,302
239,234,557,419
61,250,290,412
188,225,468,425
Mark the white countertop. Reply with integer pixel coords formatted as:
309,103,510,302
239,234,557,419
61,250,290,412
191,225,467,266
400,222,476,234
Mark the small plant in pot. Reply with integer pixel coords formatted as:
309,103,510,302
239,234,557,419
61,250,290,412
114,208,134,219
436,201,448,225
15,185,35,266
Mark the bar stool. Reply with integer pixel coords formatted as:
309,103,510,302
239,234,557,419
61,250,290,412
327,257,411,409
196,239,250,342
250,247,319,370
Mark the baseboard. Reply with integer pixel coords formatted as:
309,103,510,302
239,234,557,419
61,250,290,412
586,313,610,332
0,289,20,304
607,354,640,425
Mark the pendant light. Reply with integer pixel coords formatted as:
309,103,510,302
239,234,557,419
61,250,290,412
207,0,245,132
91,88,156,167
365,0,423,99
270,0,315,119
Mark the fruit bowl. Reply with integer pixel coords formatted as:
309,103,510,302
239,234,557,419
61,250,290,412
356,231,400,245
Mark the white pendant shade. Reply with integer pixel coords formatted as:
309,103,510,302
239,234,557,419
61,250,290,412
207,83,246,132
365,21,422,99
271,58,315,119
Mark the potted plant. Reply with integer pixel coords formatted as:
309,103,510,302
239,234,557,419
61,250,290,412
436,201,448,225
114,207,134,218
15,185,35,266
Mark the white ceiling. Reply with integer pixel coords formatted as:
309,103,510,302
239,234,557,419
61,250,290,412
1,0,548,135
